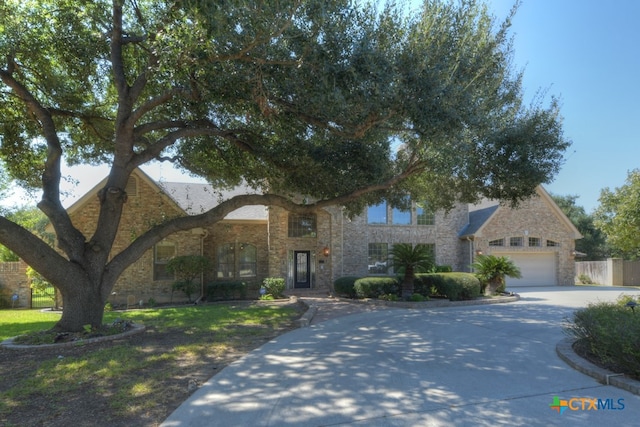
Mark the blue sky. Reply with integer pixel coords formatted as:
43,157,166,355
3,0,639,213
477,0,640,212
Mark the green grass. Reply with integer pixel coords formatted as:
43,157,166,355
0,302,300,423
0,310,61,341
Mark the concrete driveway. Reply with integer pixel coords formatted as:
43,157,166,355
162,286,640,426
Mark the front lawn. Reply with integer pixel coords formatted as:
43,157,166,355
0,301,304,427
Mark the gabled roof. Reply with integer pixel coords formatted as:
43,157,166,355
158,181,267,221
458,204,499,237
65,168,267,221
458,185,583,239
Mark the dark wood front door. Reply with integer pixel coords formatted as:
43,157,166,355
294,251,311,288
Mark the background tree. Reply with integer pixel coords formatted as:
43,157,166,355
0,206,53,261
0,0,569,331
594,169,640,259
551,193,609,260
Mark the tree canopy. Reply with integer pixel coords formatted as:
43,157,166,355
551,193,609,261
594,169,640,259
0,0,570,330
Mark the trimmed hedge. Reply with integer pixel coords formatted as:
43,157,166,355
354,277,399,299
262,277,285,299
414,273,480,301
206,281,247,300
333,276,360,298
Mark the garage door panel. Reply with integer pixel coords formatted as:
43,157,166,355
498,253,557,287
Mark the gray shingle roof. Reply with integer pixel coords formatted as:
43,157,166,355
458,203,499,237
158,182,267,221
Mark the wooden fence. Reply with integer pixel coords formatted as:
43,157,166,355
576,258,640,286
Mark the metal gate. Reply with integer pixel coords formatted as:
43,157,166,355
31,286,57,309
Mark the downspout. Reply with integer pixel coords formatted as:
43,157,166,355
467,236,474,273
196,228,209,304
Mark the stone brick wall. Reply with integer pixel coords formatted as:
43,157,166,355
0,260,29,308
473,195,577,286
203,220,269,294
267,206,333,290
337,202,469,281
70,174,201,305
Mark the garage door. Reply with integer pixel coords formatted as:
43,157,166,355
500,252,557,287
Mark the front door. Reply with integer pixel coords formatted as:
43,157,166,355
294,251,311,288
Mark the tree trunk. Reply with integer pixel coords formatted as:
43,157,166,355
54,282,108,332
484,277,503,296
401,267,415,298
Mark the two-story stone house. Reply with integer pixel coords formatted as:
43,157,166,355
61,169,581,305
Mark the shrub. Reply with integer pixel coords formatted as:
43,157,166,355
413,274,441,296
433,265,453,273
379,293,399,301
577,274,593,284
414,273,480,301
353,277,398,299
441,273,481,301
262,277,285,299
334,276,360,298
172,280,199,302
166,255,211,302
408,293,428,302
206,281,247,300
565,296,640,379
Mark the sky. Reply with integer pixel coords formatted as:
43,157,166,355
2,0,639,213
476,0,640,212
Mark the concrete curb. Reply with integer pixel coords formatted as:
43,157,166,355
0,323,146,350
556,337,640,396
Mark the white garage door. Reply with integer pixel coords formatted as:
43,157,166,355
500,252,557,287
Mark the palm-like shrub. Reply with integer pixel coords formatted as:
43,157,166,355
471,254,521,295
389,243,435,298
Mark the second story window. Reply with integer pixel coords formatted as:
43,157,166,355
288,214,317,238
367,203,387,224
416,202,435,225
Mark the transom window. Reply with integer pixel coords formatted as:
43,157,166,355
528,237,541,247
546,240,560,247
154,241,176,281
489,239,504,246
509,237,523,247
288,214,317,238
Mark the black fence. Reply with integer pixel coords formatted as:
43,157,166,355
31,286,56,309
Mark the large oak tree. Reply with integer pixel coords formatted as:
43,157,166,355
0,0,569,331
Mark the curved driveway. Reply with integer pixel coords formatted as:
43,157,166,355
162,287,640,426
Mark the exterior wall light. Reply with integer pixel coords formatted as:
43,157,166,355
322,246,330,257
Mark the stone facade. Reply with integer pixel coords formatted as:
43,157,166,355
0,260,29,308
3,171,579,302
469,189,580,286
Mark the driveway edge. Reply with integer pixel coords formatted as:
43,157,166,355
556,337,640,396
